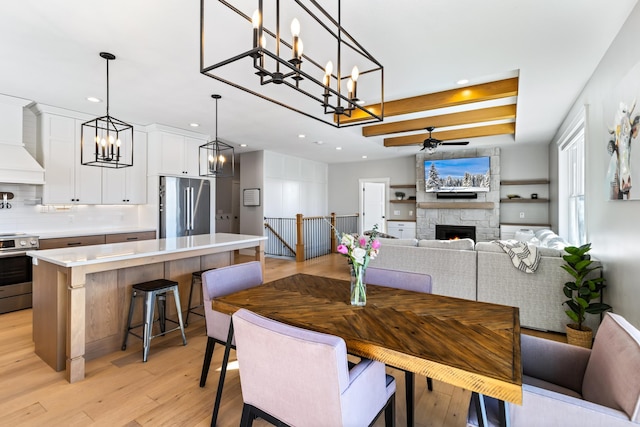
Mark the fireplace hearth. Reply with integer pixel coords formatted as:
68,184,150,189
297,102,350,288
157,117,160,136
435,225,476,242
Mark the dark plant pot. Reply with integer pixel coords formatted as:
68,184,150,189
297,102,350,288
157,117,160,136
566,324,593,349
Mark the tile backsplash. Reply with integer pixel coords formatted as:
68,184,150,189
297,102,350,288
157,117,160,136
0,183,145,234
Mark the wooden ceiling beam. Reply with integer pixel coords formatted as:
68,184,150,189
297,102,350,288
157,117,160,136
383,122,516,147
338,77,518,124
362,104,517,137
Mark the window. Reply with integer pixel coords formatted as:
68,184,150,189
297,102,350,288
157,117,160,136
558,110,586,245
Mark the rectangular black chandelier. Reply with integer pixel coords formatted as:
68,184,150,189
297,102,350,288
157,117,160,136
200,0,384,127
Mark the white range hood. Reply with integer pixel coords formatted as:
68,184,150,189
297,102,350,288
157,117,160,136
0,94,45,185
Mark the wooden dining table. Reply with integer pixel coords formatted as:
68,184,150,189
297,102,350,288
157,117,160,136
211,273,522,426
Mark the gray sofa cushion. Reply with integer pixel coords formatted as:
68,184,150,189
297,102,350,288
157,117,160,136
418,238,475,250
377,237,418,247
475,240,564,257
369,244,477,300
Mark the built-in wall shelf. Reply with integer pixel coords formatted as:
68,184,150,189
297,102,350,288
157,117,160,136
500,179,550,185
500,198,549,203
390,184,416,188
418,202,495,209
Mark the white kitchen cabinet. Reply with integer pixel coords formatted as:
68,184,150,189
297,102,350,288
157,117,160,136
147,128,206,177
386,221,416,239
101,130,148,204
35,112,102,204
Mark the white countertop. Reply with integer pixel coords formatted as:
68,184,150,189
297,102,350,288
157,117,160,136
27,233,266,267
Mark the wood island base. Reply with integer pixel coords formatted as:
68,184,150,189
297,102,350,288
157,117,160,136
29,234,265,383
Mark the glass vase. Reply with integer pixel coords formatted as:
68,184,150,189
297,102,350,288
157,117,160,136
350,264,367,306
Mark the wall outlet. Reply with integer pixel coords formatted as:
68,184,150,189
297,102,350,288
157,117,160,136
519,212,525,219
393,210,401,216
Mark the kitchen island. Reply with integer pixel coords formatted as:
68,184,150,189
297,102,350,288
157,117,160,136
26,233,266,383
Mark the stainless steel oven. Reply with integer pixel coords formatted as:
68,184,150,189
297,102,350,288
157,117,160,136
0,233,39,314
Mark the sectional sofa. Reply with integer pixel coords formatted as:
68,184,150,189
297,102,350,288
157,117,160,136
368,235,602,333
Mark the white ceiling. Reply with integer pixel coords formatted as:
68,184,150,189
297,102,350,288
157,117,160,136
0,0,637,164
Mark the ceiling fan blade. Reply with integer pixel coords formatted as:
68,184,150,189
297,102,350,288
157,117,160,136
441,141,469,146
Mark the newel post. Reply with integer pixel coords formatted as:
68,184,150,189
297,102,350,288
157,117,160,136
330,212,337,253
295,213,305,262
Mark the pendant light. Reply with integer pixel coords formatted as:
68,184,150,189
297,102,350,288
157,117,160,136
199,94,235,178
80,52,134,168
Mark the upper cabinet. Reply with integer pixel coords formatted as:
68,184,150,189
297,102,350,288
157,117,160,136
35,113,102,204
101,130,148,204
32,105,148,205
147,126,208,177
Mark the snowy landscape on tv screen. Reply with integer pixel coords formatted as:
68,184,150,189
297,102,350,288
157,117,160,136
424,157,491,192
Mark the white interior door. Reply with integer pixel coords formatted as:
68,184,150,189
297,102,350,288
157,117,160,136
360,180,388,233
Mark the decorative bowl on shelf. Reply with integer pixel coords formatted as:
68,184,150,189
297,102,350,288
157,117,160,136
507,194,521,199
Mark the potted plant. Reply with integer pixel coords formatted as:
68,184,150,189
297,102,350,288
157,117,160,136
395,191,405,200
561,243,611,348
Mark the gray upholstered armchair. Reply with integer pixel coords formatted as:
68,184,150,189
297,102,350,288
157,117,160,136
233,308,396,427
469,312,640,426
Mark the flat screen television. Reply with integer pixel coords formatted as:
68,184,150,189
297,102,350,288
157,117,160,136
424,156,490,192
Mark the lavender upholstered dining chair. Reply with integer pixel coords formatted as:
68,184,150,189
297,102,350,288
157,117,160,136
232,308,396,427
468,312,640,426
365,267,433,426
199,261,263,387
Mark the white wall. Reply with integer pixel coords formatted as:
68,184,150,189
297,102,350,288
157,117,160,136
263,150,328,217
500,144,549,179
328,156,416,214
551,2,640,328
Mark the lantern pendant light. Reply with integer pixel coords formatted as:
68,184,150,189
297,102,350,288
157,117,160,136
199,94,235,178
80,52,134,168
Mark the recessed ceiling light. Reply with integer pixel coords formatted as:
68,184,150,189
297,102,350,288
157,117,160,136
87,96,102,103
240,143,247,147
456,79,469,85
315,141,324,145
362,155,367,159
336,147,342,150
298,134,306,138
356,100,365,105
189,123,200,127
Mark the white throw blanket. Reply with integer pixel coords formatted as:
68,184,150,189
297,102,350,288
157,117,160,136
493,240,541,273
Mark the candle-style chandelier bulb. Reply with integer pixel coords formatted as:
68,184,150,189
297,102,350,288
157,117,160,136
290,18,300,37
325,60,333,77
351,66,359,81
252,9,261,28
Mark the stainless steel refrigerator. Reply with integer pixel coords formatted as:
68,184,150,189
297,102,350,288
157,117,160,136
159,176,211,238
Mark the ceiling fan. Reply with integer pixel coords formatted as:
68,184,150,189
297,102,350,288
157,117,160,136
421,126,469,153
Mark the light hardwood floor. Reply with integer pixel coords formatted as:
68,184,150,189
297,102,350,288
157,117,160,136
0,254,561,426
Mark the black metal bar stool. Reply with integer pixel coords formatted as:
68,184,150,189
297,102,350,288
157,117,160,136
185,269,213,327
122,278,187,362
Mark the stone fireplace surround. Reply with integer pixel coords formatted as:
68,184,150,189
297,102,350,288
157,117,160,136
415,147,500,242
